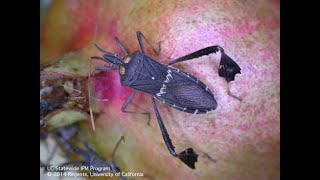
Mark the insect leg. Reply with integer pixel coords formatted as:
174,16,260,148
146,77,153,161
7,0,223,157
167,45,223,65
91,56,116,71
168,45,241,83
95,66,113,71
115,37,129,56
202,152,217,163
168,46,242,101
218,53,242,100
151,97,176,156
227,85,242,101
151,97,198,169
121,91,137,112
136,31,161,55
121,91,151,125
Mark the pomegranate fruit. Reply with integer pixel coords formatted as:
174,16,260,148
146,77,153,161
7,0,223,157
40,0,280,179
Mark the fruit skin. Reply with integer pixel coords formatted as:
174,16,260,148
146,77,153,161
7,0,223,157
40,0,279,179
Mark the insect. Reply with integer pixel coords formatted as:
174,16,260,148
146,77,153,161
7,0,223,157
91,31,241,169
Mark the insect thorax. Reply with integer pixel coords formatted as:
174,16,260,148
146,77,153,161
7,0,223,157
119,52,142,86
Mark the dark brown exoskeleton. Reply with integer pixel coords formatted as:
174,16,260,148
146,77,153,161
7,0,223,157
91,31,241,169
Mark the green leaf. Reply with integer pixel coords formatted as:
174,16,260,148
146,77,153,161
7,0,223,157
44,109,88,131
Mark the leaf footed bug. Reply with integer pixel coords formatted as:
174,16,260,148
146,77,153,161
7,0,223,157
91,31,241,169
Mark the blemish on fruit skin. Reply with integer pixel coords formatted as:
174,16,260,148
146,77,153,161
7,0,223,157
93,71,132,109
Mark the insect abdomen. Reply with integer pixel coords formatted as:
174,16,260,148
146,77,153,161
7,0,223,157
156,81,217,114
154,67,217,114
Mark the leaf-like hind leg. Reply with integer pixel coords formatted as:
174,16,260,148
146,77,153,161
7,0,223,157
137,31,161,56
151,97,198,169
167,45,223,65
121,91,151,125
168,46,242,101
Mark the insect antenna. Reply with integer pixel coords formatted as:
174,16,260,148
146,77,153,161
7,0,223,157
115,37,128,56
93,43,115,56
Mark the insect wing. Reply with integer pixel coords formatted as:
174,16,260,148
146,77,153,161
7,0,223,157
159,79,217,113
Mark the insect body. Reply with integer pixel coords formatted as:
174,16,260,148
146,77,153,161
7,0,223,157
91,31,241,169
118,51,217,114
